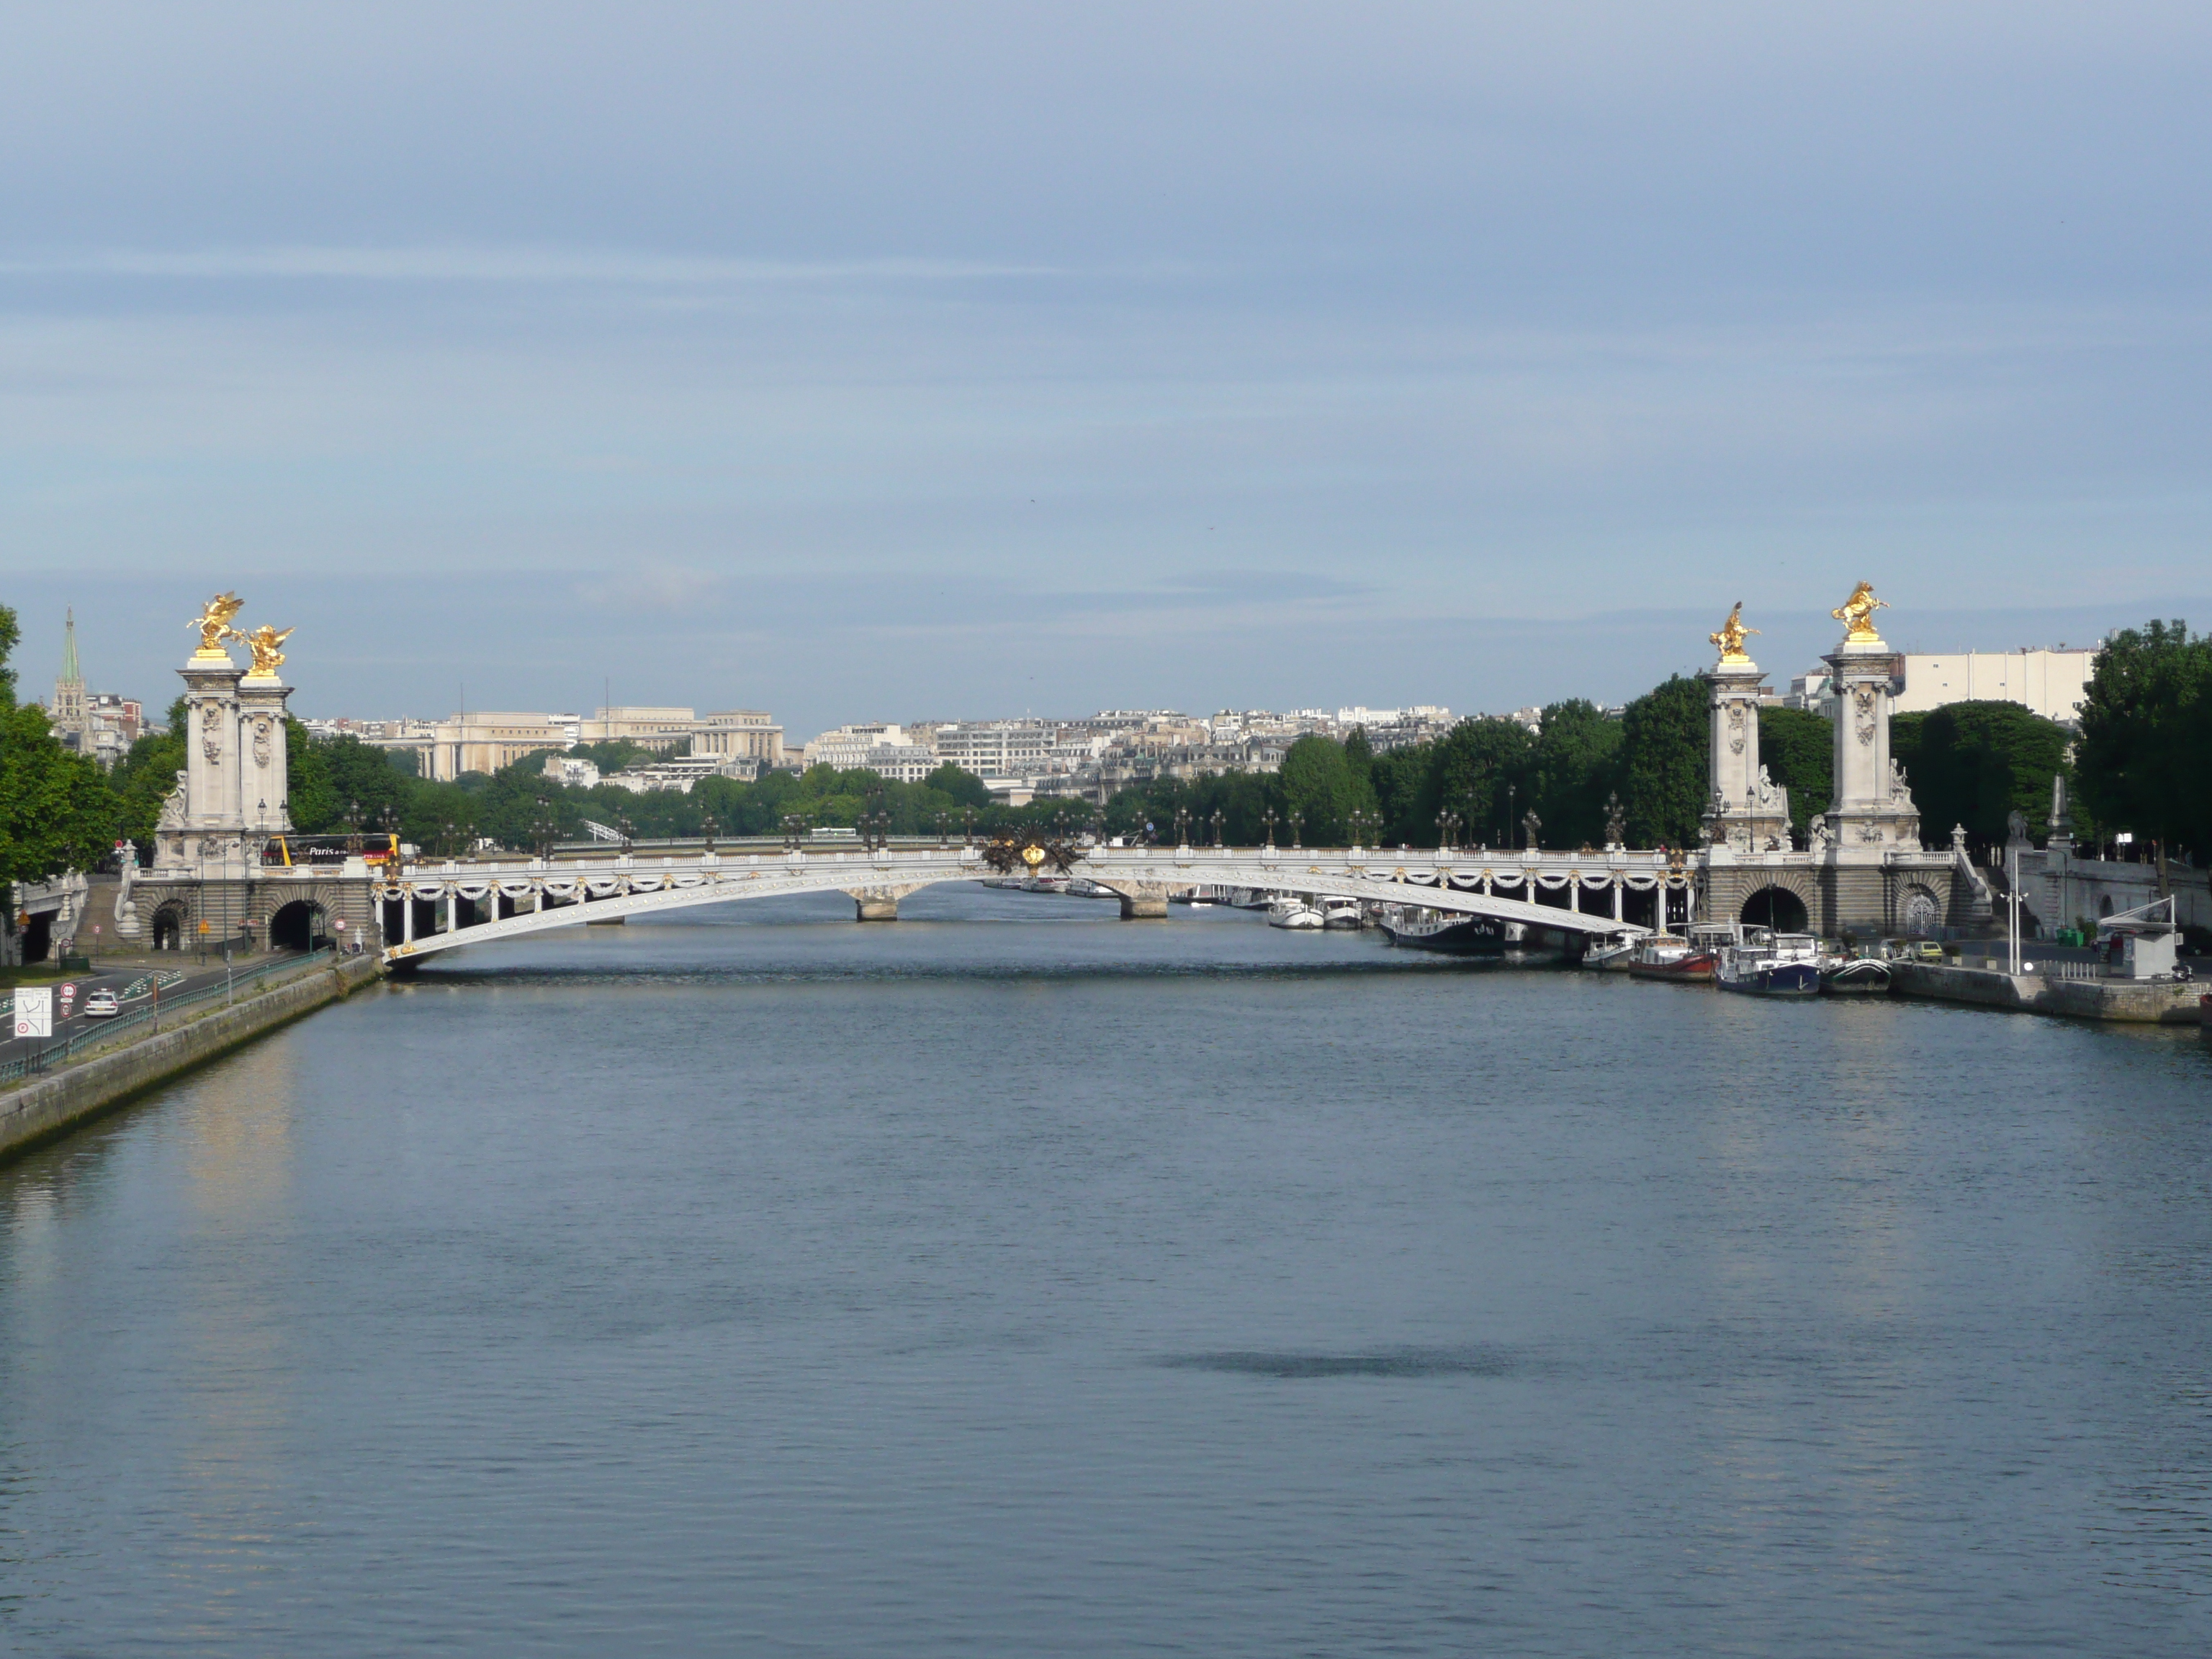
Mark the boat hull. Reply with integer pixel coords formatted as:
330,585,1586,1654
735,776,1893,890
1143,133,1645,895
1821,961,1893,996
1717,963,1821,997
1627,954,1715,984
1380,917,1511,956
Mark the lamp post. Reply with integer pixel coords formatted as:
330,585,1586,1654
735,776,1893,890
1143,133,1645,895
962,808,976,848
1289,810,1303,850
701,813,718,854
1173,807,1192,848
935,811,950,849
1210,808,1224,848
1262,808,1277,848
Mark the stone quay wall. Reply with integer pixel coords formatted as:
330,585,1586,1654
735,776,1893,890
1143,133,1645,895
0,952,383,1164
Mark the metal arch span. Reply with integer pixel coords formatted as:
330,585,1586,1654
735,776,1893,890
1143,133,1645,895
377,845,1681,963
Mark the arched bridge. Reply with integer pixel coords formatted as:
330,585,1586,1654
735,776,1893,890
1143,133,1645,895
376,843,1691,965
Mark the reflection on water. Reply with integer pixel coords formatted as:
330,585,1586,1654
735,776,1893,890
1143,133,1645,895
1,886,2209,1657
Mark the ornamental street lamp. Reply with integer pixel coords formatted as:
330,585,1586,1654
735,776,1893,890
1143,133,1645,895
701,813,718,853
1288,809,1303,849
1209,808,1223,847
1173,807,1192,847
1262,808,1278,848
935,811,950,849
961,808,977,848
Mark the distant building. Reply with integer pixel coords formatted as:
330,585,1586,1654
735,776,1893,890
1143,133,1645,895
602,755,763,794
542,754,602,789
579,706,700,747
803,723,922,773
1892,647,2098,723
423,712,580,781
42,610,142,770
1785,645,2100,725
691,709,784,768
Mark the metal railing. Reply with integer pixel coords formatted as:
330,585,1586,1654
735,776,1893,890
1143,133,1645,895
0,948,335,1087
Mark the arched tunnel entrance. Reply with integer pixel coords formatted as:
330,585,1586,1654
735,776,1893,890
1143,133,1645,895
269,899,330,952
1740,885,1809,932
16,912,53,965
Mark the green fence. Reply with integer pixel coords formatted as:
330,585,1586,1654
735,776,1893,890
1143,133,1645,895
0,949,335,1087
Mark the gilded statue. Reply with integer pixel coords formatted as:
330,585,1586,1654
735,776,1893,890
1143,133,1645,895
189,592,246,657
242,624,294,677
1832,580,1888,643
1709,601,1758,664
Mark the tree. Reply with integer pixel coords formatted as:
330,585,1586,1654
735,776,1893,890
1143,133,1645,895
1527,700,1622,848
1277,735,1372,843
1894,701,2077,850
0,603,117,889
925,763,992,809
109,696,189,850
1757,706,1832,837
2074,620,2212,857
1616,675,1707,848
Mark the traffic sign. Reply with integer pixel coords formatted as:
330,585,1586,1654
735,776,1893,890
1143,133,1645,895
14,988,52,1040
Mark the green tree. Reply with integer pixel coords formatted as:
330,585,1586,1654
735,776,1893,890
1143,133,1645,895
0,603,117,889
925,763,992,809
2074,620,2212,855
1757,706,1833,838
1527,699,1622,848
1277,734,1372,843
1894,701,2077,849
1617,675,1707,848
109,695,189,850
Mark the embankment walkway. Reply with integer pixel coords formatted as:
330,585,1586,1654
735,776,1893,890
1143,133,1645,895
0,951,383,1164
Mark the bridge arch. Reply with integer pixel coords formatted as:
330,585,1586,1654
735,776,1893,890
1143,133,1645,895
374,848,1663,966
1899,884,1943,938
151,901,189,952
1739,884,1810,932
269,898,331,952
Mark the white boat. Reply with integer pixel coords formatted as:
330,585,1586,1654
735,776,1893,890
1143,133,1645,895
1267,895,1324,930
1321,896,1364,930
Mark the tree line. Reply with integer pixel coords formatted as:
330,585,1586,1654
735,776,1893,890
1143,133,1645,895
4,601,2208,894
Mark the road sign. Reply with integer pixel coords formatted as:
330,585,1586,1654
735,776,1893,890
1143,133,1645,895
198,920,210,934
14,988,52,1040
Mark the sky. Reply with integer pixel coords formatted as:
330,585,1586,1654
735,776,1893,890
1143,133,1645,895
4,2,2208,736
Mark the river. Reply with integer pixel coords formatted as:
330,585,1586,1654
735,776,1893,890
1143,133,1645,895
4,885,2209,1655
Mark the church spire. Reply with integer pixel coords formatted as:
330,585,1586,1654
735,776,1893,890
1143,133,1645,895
58,608,81,686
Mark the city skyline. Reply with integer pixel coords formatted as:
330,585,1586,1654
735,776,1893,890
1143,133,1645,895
2,575,2167,744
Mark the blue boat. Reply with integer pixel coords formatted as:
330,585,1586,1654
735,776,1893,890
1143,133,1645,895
1714,930,1822,998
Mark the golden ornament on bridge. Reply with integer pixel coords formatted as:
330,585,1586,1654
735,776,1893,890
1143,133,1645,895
1708,601,1758,665
1833,580,1889,644
242,624,295,678
189,592,246,659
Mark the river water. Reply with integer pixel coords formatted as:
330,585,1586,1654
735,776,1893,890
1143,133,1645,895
4,885,2210,1656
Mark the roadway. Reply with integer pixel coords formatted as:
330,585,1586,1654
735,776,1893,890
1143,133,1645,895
0,958,289,1058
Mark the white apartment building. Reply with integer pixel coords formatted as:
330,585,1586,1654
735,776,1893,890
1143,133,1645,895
804,723,920,771
1786,646,2100,724
1892,647,2099,722
930,721,1054,775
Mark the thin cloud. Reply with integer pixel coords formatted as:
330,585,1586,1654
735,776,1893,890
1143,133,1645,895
0,246,1062,285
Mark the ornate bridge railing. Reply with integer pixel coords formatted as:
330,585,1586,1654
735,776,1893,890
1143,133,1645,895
371,844,1693,964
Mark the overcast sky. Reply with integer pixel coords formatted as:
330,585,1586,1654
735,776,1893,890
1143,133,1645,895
4,2,2208,734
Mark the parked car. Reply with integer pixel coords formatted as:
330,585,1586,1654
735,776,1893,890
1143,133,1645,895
81,989,120,1018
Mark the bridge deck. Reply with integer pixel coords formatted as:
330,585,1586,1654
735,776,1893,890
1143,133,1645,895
372,844,1687,963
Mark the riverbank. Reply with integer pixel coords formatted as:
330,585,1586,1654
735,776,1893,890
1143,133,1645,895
1889,958,2203,1023
0,950,383,1163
